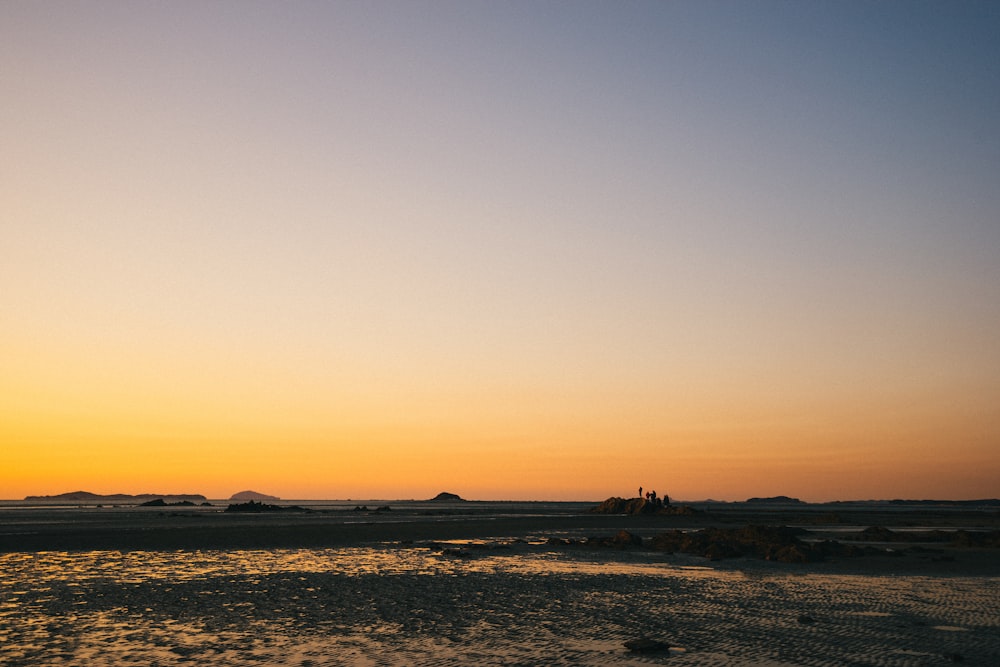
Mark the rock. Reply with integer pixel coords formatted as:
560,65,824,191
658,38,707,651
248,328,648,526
590,497,660,515
648,530,686,553
624,498,659,515
704,542,740,560
611,530,643,548
591,496,699,515
659,504,700,515
858,526,897,542
591,497,628,513
649,525,823,562
624,638,670,653
585,530,643,549
139,498,197,507
224,500,308,513
428,492,465,502
767,544,814,563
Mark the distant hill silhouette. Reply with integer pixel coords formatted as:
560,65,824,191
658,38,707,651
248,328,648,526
428,492,465,502
24,491,206,502
229,490,280,501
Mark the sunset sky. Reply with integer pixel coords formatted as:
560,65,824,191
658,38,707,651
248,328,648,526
3,1,998,502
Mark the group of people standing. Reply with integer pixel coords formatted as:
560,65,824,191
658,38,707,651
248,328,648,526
637,486,668,506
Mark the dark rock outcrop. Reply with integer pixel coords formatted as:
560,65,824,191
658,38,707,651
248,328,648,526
139,499,196,507
351,505,392,513
224,500,308,513
591,497,629,513
857,526,898,542
649,525,920,563
649,525,823,562
428,492,465,502
590,496,699,516
587,530,643,549
659,504,700,516
591,497,661,514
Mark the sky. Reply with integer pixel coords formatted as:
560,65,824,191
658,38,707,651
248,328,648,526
2,1,998,502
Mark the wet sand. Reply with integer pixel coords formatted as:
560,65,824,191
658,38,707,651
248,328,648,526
2,503,998,665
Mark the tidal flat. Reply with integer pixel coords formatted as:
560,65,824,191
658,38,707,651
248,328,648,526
1,502,998,665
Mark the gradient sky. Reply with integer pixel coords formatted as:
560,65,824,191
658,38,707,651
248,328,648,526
3,1,998,501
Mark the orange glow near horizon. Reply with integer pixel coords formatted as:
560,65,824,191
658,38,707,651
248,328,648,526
4,341,998,501
3,292,998,502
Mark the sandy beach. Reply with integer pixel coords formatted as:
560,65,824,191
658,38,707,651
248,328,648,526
2,502,998,665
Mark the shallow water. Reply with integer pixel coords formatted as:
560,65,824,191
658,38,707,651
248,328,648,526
1,546,998,666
